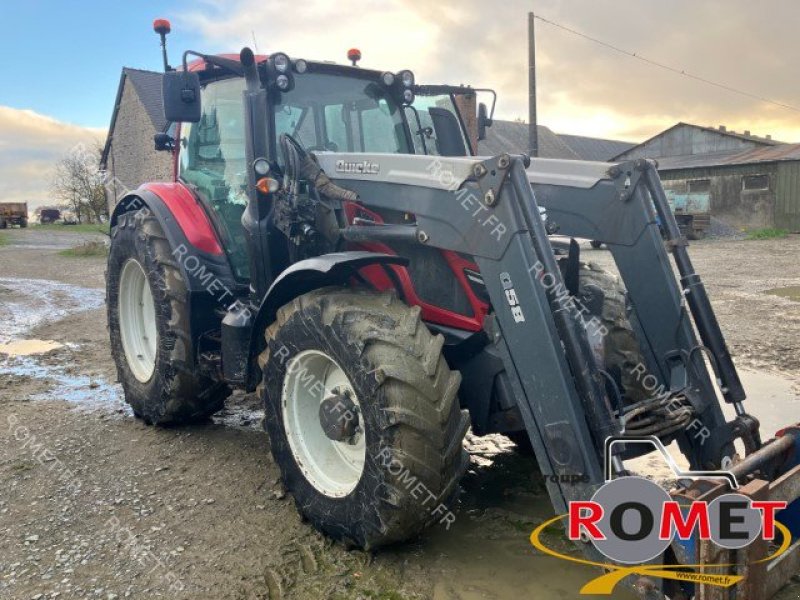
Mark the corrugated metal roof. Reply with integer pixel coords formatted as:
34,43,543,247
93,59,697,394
557,134,635,161
614,122,784,161
478,121,581,160
656,143,800,171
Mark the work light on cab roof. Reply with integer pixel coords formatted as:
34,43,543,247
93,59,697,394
347,48,362,66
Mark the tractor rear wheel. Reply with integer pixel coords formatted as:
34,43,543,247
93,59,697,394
511,261,650,455
107,211,229,425
259,288,470,550
569,261,650,406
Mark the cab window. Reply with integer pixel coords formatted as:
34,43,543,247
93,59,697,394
406,94,468,156
179,77,249,279
275,73,410,154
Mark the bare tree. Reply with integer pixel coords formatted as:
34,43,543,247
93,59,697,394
52,141,108,224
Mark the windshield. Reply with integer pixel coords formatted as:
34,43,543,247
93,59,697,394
274,73,412,154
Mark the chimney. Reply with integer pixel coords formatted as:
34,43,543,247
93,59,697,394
719,125,727,132
744,130,751,136
767,134,772,140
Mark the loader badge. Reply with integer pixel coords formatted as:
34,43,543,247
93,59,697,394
336,159,380,175
500,272,525,323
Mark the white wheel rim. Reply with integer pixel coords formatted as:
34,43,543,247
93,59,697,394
282,349,366,498
118,259,157,383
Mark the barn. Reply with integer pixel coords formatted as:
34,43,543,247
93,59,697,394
615,123,800,231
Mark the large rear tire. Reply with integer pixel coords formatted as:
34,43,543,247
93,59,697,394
107,211,229,425
570,261,650,405
509,261,649,455
259,288,470,550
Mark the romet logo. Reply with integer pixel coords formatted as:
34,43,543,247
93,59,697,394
529,438,791,595
335,159,380,175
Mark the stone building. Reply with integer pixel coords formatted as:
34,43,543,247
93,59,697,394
100,68,173,213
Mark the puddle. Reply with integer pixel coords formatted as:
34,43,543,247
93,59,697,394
2,354,131,415
765,285,800,302
0,277,104,344
0,339,64,356
422,448,635,599
0,277,122,415
731,369,800,437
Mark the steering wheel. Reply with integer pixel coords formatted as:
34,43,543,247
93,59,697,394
307,141,339,153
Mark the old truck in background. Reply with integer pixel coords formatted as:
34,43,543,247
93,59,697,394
0,202,28,228
665,189,711,239
39,208,61,224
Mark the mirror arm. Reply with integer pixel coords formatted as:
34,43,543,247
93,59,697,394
180,50,245,77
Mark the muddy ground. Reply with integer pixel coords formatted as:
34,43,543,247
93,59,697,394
0,228,798,600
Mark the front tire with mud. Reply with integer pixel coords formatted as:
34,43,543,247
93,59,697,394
107,211,229,425
260,289,470,550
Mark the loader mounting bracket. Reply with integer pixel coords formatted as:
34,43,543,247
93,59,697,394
471,153,511,207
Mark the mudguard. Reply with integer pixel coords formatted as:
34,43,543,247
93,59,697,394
246,251,409,388
110,184,237,294
110,185,243,352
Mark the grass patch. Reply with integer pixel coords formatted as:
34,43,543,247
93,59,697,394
0,232,7,246
58,240,108,258
34,222,109,235
747,228,789,240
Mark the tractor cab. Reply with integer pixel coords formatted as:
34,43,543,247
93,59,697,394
162,49,495,284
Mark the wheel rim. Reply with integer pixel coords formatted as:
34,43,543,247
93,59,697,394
282,350,366,498
118,259,157,383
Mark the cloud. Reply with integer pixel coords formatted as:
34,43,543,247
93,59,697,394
181,0,800,142
0,106,105,210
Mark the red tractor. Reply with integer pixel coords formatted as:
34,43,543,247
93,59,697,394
105,20,800,598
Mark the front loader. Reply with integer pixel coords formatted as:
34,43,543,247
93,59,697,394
105,20,800,599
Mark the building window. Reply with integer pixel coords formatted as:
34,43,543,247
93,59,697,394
688,179,711,193
742,174,769,191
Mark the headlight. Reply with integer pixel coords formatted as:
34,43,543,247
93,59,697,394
253,157,270,176
381,71,395,86
399,70,414,88
273,53,290,73
276,74,290,90
402,89,415,104
294,58,308,74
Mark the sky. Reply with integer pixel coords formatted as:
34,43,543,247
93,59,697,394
1,0,799,206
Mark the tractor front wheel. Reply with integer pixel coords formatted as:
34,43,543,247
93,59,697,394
107,211,229,425
259,289,470,549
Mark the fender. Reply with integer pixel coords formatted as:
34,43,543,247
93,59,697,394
245,251,409,389
110,186,244,357
112,182,223,255
110,185,237,294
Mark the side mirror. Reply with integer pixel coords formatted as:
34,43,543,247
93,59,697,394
428,107,467,157
162,71,201,123
477,102,492,141
153,132,175,152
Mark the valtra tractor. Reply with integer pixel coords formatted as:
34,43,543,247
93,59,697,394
105,19,800,598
